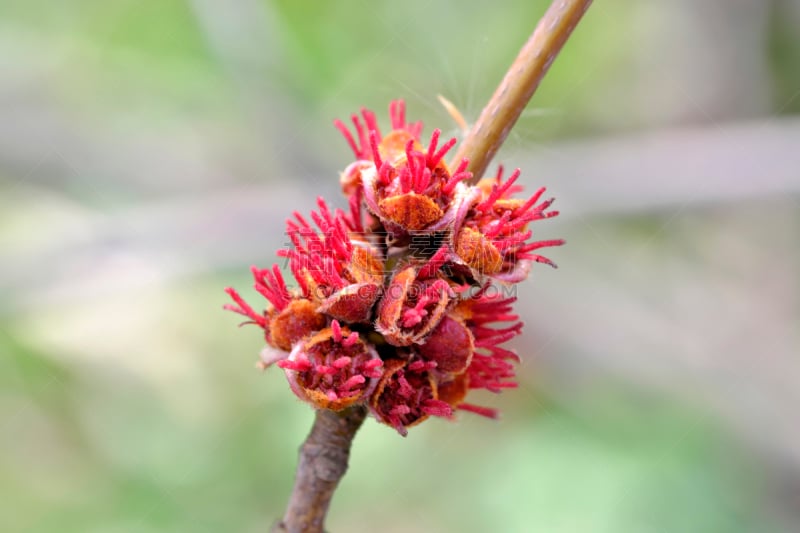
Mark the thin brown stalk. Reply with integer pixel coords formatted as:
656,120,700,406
452,0,594,183
272,406,367,533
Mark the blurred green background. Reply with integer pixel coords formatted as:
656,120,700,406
2,1,799,532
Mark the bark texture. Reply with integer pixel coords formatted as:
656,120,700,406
272,406,367,533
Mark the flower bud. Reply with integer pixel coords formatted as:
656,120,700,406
453,167,564,280
416,313,474,375
278,321,383,411
436,373,469,408
269,298,327,351
356,120,470,233
370,358,452,436
375,264,451,346
317,282,381,324
226,99,565,435
454,226,503,274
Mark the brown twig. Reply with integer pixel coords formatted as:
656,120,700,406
272,406,368,533
452,0,594,183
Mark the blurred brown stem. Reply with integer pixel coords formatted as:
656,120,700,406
452,0,594,182
272,406,367,533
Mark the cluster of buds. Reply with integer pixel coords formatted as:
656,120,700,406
225,100,563,436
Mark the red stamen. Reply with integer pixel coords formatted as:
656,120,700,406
316,197,333,224
251,265,290,310
408,360,436,372
342,331,360,347
361,108,381,140
407,121,423,139
399,166,412,194
331,320,343,342
417,246,449,279
334,119,359,157
277,358,312,372
397,374,414,397
404,139,417,192
390,405,411,416
483,211,512,238
429,136,457,169
417,167,432,193
422,399,453,417
458,403,499,419
390,99,405,130
351,114,368,159
518,239,565,253
332,356,352,369
476,168,521,212
516,186,546,214
378,161,393,186
523,254,558,268
223,287,266,327
347,191,364,233
442,158,471,195
369,130,383,169
494,164,505,183
341,375,366,390
425,128,440,167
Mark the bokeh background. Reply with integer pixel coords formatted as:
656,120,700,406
2,1,799,531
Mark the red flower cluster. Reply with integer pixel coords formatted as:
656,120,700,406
225,100,563,436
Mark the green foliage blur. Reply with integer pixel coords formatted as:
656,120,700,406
2,1,798,532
